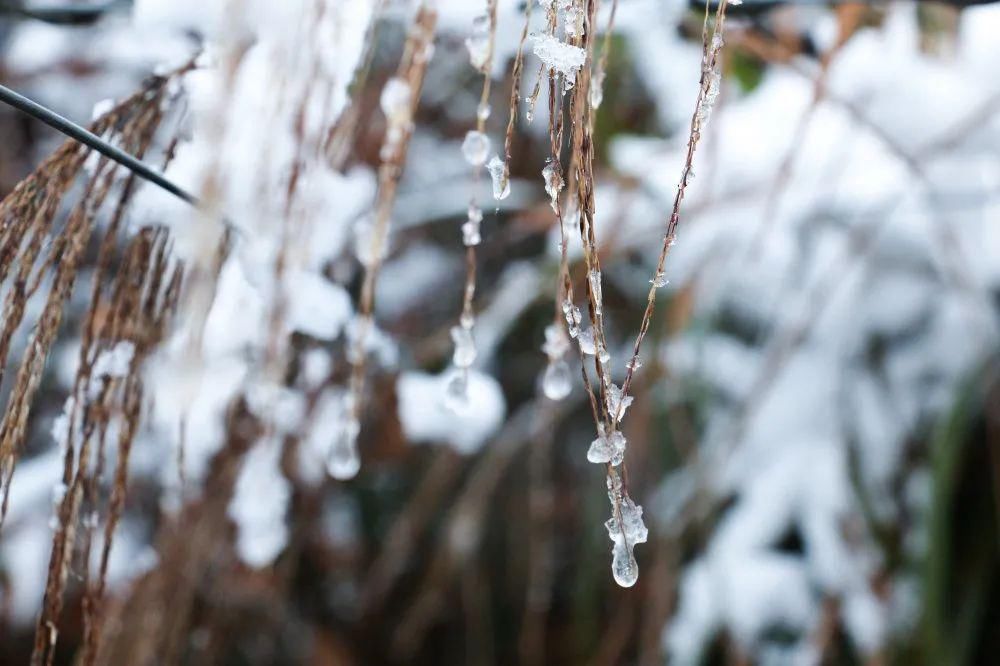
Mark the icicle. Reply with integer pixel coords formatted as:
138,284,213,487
605,477,647,588
443,368,471,413
541,323,569,359
577,328,597,355
486,155,511,200
542,161,563,212
451,323,477,368
380,77,412,126
461,130,490,166
462,205,483,247
590,65,606,110
328,398,361,480
466,13,492,72
588,269,603,315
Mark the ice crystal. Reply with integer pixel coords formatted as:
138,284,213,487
650,271,668,288
562,302,582,338
588,269,603,314
587,428,626,466
531,33,586,90
352,216,388,267
461,130,490,166
606,384,634,420
486,155,510,200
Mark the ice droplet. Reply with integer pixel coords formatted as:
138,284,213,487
486,155,510,200
461,130,490,167
588,269,603,314
380,77,412,125
353,217,388,267
477,102,491,122
466,14,492,71
590,65,606,109
542,161,563,212
542,358,572,400
611,541,639,587
443,369,471,413
578,328,596,355
327,412,361,480
463,205,483,247
607,384,634,420
587,428,626,465
541,323,569,359
451,324,477,368
562,300,582,338
650,271,668,288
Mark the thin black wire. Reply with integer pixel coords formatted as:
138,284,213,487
0,83,200,208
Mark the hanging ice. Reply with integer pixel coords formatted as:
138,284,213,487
531,33,586,90
462,130,490,166
486,155,510,200
542,358,572,400
578,328,596,355
605,480,647,588
451,324,477,368
562,300,582,338
466,14,492,72
590,65,606,109
542,323,570,359
607,384,634,420
587,428,626,465
542,162,563,212
328,399,361,480
352,216,388,267
650,271,668,288
443,368,471,413
462,205,483,247
380,77,412,125
588,269,603,315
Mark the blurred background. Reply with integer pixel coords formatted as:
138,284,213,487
0,0,998,664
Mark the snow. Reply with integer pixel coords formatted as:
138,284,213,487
397,370,506,454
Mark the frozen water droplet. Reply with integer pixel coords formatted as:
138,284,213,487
525,96,536,123
443,369,471,413
461,130,490,166
466,14,492,71
578,328,596,355
588,269,603,314
462,205,483,246
486,155,510,200
587,429,626,465
607,384,633,420
451,325,477,368
650,271,668,288
626,357,643,371
542,358,572,400
562,300,582,338
353,217,388,267
563,6,584,37
611,541,639,587
477,102,491,122
328,414,361,480
542,162,563,212
541,323,569,359
590,66,606,109
380,77,412,125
